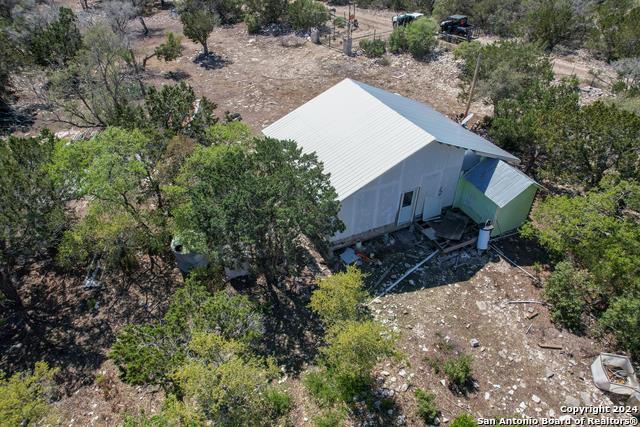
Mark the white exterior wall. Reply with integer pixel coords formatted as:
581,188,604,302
332,142,465,243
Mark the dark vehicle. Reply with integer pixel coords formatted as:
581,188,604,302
392,12,424,27
439,14,473,42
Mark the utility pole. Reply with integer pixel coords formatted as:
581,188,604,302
463,52,482,119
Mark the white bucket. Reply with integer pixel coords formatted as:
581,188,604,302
477,221,494,250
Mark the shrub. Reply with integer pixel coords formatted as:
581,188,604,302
313,408,346,427
443,355,472,388
204,121,252,146
110,278,264,388
599,291,640,360
29,7,83,67
264,387,293,419
287,0,329,31
415,388,439,424
388,26,408,53
359,38,386,58
405,17,438,59
544,261,590,332
322,321,398,400
451,413,479,427
303,369,342,405
334,16,346,28
309,266,368,327
0,362,58,427
245,13,262,34
171,355,282,426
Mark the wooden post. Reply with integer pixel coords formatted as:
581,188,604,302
463,52,482,119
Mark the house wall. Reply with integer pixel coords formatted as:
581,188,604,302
453,177,498,230
493,186,538,236
331,142,465,245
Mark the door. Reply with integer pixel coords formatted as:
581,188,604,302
422,195,442,220
397,189,417,226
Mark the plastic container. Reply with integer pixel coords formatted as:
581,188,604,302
477,220,494,251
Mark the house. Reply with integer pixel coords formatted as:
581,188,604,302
263,79,536,248
453,158,540,236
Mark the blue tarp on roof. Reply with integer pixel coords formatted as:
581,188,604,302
464,158,538,208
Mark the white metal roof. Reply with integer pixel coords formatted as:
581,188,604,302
464,158,539,208
262,78,518,200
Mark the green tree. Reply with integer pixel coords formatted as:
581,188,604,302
600,289,640,359
454,40,554,106
245,0,288,26
45,25,143,128
180,0,218,56
543,261,591,332
173,138,343,287
0,132,67,315
489,78,579,175
388,25,408,54
286,0,328,31
203,121,252,146
52,127,190,270
0,23,24,108
172,355,289,426
318,320,398,400
142,32,184,68
523,177,640,356
110,277,263,388
309,267,368,327
522,0,576,50
524,177,640,293
405,17,438,59
590,0,640,61
144,82,218,140
0,362,58,427
431,0,474,21
211,0,244,24
544,101,640,187
28,7,82,67
471,0,523,37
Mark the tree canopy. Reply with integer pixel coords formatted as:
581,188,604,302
0,132,68,311
454,40,554,106
173,137,343,284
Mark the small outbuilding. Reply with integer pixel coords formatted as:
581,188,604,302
453,158,539,236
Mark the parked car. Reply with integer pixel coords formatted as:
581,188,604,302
392,12,424,27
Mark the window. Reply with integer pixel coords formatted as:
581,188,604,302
401,191,414,207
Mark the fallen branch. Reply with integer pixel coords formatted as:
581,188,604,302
507,300,547,305
538,342,563,350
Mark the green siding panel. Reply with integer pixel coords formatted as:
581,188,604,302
493,186,537,235
453,177,498,225
453,177,537,236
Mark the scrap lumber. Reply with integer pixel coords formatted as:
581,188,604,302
368,250,439,304
442,236,477,254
